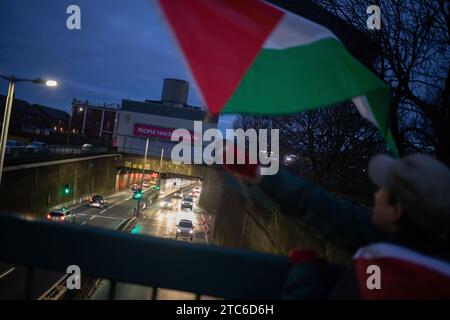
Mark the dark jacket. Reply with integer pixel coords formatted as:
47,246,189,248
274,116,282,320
258,169,450,299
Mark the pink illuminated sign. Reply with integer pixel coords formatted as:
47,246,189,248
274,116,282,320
133,123,199,141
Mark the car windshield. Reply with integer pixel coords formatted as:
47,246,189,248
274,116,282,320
179,221,193,228
183,197,193,202
30,142,42,146
50,211,64,217
92,196,103,201
6,141,15,146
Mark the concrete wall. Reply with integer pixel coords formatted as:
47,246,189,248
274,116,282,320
199,167,352,264
0,155,119,216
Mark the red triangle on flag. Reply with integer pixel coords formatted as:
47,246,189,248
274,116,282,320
158,0,283,115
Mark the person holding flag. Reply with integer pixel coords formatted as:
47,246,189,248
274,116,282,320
156,0,450,298
224,153,450,299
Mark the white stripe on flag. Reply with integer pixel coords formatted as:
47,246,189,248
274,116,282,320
263,10,337,50
353,96,378,127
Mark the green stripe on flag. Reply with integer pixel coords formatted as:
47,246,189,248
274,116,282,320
223,38,398,156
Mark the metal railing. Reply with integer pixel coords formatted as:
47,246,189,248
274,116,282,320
5,145,109,160
0,212,290,300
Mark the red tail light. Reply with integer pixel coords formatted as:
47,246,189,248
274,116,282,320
46,214,51,220
59,216,65,221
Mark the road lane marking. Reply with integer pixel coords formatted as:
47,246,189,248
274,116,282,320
87,215,124,221
0,267,15,279
81,221,87,226
107,196,132,210
107,191,130,199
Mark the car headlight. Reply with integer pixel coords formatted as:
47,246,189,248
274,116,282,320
189,230,194,234
177,228,181,233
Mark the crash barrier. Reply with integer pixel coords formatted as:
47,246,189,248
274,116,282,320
38,216,138,300
0,213,290,299
5,145,110,161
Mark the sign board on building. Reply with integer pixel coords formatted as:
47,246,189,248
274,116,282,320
133,123,200,142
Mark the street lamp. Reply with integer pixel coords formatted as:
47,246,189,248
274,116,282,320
0,75,58,185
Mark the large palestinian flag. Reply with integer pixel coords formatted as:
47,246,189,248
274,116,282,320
157,0,398,155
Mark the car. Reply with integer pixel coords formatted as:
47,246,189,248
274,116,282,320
176,219,195,241
173,191,184,198
81,144,93,151
26,141,49,153
181,197,194,210
46,209,76,223
159,198,173,210
142,181,149,188
89,195,107,208
6,140,25,155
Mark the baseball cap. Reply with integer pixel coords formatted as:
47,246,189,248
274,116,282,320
368,153,450,235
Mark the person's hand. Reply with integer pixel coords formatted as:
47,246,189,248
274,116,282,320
222,143,261,184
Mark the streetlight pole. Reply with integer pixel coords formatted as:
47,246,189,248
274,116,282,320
66,110,73,145
159,147,164,172
0,75,58,185
0,78,15,186
136,138,149,217
140,138,149,187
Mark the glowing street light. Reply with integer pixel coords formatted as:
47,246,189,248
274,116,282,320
0,75,59,184
45,80,58,87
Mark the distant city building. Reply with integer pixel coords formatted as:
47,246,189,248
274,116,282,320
70,99,119,143
114,79,218,160
0,95,70,135
33,104,70,134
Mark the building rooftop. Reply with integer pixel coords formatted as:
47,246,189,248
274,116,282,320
121,99,218,124
0,95,42,116
72,98,120,111
33,104,70,121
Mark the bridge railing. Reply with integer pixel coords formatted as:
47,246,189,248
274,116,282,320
5,145,110,160
0,212,290,300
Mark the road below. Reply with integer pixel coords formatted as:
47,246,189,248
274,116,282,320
0,179,200,300
89,184,213,300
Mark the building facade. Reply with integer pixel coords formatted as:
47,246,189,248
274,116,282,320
114,79,218,162
70,99,119,144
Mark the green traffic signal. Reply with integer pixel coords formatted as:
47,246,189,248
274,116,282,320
134,191,143,200
63,184,71,195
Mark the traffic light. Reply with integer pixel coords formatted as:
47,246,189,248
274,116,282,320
63,184,71,195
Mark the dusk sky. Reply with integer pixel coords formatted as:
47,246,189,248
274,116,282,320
0,0,235,130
